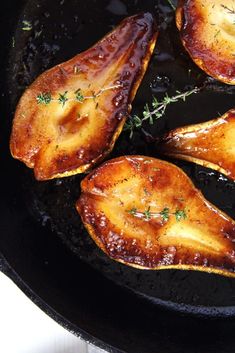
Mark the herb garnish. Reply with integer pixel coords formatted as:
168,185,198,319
221,4,235,15
58,91,69,107
36,92,52,105
143,206,151,220
36,84,121,107
73,65,81,74
127,208,138,216
174,209,187,221
160,207,170,222
214,29,220,39
22,20,32,31
127,206,187,222
124,88,199,138
75,88,84,102
166,0,176,11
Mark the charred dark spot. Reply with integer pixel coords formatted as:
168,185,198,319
222,226,235,243
56,154,69,166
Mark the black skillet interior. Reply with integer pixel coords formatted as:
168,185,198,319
2,0,235,352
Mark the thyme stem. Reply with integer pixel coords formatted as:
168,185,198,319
221,4,235,15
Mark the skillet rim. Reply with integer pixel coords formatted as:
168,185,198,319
2,5,235,353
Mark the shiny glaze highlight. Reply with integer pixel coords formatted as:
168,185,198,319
10,13,158,180
77,156,235,277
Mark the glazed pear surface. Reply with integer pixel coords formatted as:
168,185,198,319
176,0,235,84
77,156,235,277
159,109,235,181
10,13,157,180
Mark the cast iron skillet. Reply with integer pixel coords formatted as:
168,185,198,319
2,1,235,352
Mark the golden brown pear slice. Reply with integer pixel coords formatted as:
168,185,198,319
176,0,235,84
76,156,235,277
158,109,235,181
10,13,157,181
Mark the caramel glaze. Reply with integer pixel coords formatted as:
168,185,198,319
10,13,158,180
77,156,235,277
158,109,235,181
176,0,235,85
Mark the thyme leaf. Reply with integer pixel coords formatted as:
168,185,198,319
36,92,52,105
36,84,122,108
58,91,69,107
174,209,187,221
160,207,170,222
166,0,176,11
127,208,138,216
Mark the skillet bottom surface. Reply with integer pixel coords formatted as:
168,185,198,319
5,0,235,317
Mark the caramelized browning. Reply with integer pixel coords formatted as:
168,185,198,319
10,13,157,180
158,109,235,181
76,156,235,277
176,0,235,84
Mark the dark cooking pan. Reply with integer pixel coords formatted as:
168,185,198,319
2,0,235,352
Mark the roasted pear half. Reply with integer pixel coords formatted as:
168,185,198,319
77,156,235,277
158,109,235,181
10,13,157,181
176,0,235,84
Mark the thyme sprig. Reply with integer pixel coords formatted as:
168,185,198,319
166,0,176,11
124,88,199,138
36,84,122,107
127,206,187,222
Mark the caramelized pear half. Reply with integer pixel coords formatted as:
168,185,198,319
76,156,235,277
10,13,157,181
158,109,235,181
176,0,235,84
